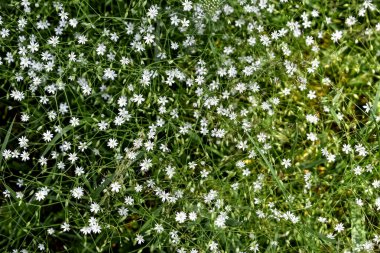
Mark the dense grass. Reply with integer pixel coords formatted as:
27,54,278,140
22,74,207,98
1,0,380,252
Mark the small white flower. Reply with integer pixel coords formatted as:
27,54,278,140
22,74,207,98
188,211,197,221
355,144,368,157
334,223,345,233
182,0,192,11
281,159,291,169
118,206,129,217
342,144,352,154
107,138,118,149
306,114,319,124
356,198,364,207
363,102,372,113
307,132,318,142
38,244,45,251
327,153,336,163
90,202,101,213
175,211,187,223
61,222,70,232
18,136,29,149
110,182,121,193
71,187,84,199
331,30,343,43
307,90,316,99
35,188,49,201
375,197,380,210
209,241,218,251
47,228,55,235
70,117,80,127
80,226,92,235
2,190,10,198
136,234,144,244
215,212,228,228
154,223,164,233
103,68,117,80
372,180,380,189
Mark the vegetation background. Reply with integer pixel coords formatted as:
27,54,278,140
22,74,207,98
1,0,380,252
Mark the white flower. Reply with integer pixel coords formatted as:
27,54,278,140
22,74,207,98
61,222,70,232
355,144,368,157
38,244,45,251
327,153,336,163
372,180,380,189
124,196,134,205
307,132,318,142
175,211,187,223
80,226,92,235
281,159,291,169
18,136,29,149
331,30,343,43
35,188,49,201
91,223,101,234
136,234,144,244
165,165,175,179
182,0,192,11
209,241,218,251
48,36,59,47
363,102,372,113
103,68,117,80
345,16,357,27
43,130,53,142
132,94,145,105
154,223,164,233
69,18,78,28
107,138,118,149
306,114,319,124
96,43,106,55
10,90,25,101
140,158,153,173
143,33,155,44
307,90,316,99
334,223,344,233
75,166,85,176
342,144,352,154
110,182,121,193
147,5,159,20
120,56,131,65
188,211,197,221
236,140,248,150
90,202,101,213
16,192,24,199
356,198,364,207
118,206,129,217
71,187,84,199
70,117,80,127
375,197,380,210
353,166,363,176
215,212,228,228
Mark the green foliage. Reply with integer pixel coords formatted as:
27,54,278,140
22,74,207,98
1,0,380,252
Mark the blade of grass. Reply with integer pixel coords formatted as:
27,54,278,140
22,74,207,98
247,133,287,195
0,116,15,170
